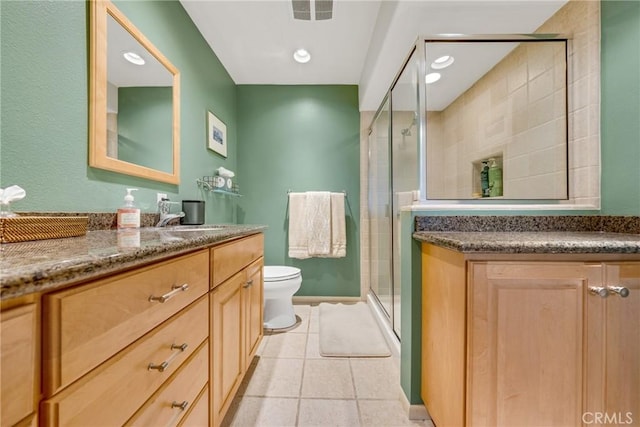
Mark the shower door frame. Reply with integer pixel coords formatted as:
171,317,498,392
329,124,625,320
367,44,421,341
367,95,395,331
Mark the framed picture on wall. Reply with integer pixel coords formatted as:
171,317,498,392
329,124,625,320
207,111,227,158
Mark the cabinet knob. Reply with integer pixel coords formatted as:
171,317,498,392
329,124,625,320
243,279,254,289
608,286,630,298
589,287,609,298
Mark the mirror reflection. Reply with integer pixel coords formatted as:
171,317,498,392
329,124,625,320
425,39,568,200
106,14,173,173
90,0,180,185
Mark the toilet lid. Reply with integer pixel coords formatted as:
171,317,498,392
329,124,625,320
264,266,301,282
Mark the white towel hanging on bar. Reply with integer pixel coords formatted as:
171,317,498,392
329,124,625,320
288,191,346,259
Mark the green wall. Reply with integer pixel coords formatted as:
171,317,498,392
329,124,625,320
601,0,640,215
237,85,360,297
1,0,238,223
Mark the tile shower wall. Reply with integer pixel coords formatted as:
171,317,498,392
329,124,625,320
426,0,600,204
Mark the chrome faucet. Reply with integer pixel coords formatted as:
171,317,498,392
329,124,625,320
156,199,185,227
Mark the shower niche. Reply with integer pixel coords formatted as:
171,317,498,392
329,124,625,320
471,154,503,199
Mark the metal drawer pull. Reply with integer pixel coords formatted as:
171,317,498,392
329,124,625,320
149,284,189,303
171,401,189,411
243,279,254,289
171,343,188,352
608,286,630,298
589,287,609,298
148,343,188,372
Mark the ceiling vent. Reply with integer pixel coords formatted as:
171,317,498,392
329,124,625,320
292,0,333,21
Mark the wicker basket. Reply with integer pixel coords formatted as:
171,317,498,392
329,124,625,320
0,216,88,243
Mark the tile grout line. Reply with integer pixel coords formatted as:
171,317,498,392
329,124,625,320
294,307,311,426
349,358,364,426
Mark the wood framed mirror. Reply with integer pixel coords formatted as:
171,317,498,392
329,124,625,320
89,0,180,184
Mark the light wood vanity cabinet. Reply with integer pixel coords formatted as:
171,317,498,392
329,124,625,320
421,243,640,427
210,234,264,426
1,301,39,427
42,249,210,396
40,296,209,425
0,232,264,427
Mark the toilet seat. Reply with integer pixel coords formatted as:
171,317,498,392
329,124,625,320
264,266,301,282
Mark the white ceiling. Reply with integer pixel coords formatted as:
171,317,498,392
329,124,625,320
179,0,567,111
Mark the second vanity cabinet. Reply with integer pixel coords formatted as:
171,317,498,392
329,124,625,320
421,243,640,427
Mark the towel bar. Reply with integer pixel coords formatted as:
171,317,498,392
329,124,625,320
287,190,347,196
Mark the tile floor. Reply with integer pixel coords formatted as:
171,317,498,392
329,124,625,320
222,304,434,427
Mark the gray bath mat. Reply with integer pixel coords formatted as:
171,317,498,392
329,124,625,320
319,302,391,357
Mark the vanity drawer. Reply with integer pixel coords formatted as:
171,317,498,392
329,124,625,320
126,341,209,426
43,249,209,395
177,385,209,427
1,303,38,427
40,297,208,426
211,233,264,288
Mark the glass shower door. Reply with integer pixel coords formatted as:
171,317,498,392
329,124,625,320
390,49,420,338
368,98,393,319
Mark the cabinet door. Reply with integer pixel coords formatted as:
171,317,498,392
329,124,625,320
1,303,38,427
602,262,640,422
211,270,245,426
468,262,601,427
421,244,467,427
244,258,264,368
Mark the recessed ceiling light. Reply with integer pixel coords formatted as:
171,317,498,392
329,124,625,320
431,55,455,70
123,51,145,66
293,48,311,64
425,72,441,84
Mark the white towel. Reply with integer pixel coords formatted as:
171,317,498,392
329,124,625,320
288,193,310,259
306,191,331,256
288,191,347,259
327,192,346,258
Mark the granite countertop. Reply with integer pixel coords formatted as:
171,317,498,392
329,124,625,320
413,231,640,254
0,224,266,300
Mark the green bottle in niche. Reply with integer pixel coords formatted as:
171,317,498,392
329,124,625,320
480,161,490,197
488,158,503,197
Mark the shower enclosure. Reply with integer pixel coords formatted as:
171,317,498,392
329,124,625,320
367,34,569,340
368,49,420,339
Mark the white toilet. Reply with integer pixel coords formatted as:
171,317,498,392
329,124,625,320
263,266,302,329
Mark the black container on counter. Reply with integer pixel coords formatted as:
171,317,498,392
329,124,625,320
181,200,205,225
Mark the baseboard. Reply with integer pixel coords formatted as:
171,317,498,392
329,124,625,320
292,296,364,305
399,391,431,421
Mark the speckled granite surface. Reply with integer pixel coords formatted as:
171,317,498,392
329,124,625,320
413,216,640,254
415,215,640,234
0,225,266,300
17,212,161,230
413,231,640,254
